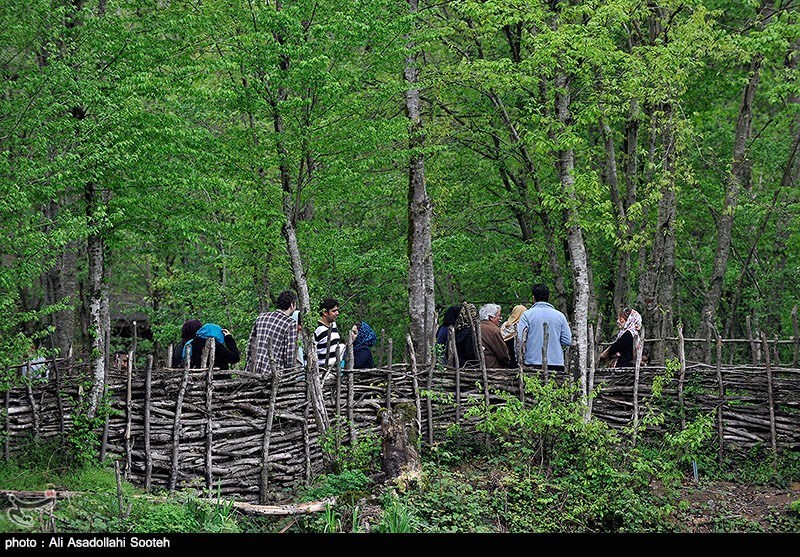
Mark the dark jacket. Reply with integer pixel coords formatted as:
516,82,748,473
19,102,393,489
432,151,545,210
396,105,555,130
353,345,374,369
606,330,635,368
178,334,241,370
454,327,478,367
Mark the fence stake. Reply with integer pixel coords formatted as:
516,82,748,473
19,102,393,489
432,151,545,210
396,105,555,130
144,355,152,493
791,306,798,368
124,352,133,479
205,350,214,491
760,331,778,468
406,334,422,444
715,333,725,464
386,338,393,411
678,324,686,430
449,326,461,424
259,344,282,505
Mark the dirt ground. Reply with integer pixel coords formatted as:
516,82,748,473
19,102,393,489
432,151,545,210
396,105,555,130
669,479,800,532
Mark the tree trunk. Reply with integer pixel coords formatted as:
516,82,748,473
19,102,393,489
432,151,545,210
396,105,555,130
554,72,589,401
698,0,774,341
85,181,108,419
404,0,436,368
380,403,421,481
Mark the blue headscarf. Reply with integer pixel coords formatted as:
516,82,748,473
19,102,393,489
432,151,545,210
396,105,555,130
183,323,226,361
354,321,377,348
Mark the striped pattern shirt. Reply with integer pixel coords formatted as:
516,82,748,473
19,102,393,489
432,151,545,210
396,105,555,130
314,321,343,368
247,310,298,374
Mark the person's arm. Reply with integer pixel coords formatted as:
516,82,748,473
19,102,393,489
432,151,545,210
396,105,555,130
560,314,572,347
285,321,299,371
222,330,240,364
602,331,629,359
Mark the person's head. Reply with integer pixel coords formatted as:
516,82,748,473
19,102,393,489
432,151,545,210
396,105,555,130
531,283,550,302
113,350,129,369
442,306,461,328
353,321,377,348
455,303,478,331
319,297,340,324
479,303,502,325
181,319,203,341
617,307,633,328
276,290,297,312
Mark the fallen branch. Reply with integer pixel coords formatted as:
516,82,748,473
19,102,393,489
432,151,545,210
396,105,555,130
199,496,337,516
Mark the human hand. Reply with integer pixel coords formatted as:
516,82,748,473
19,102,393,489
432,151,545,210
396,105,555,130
222,328,231,337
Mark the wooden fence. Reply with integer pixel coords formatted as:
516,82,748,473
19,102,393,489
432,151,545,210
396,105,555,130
3,347,799,504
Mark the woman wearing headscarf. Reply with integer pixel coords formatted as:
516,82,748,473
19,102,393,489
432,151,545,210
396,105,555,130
182,322,241,373
350,321,377,369
171,319,202,368
500,304,527,368
599,308,644,368
454,303,479,367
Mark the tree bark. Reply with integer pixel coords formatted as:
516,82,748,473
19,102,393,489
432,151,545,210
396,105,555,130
85,181,108,419
698,0,774,342
554,72,589,401
404,0,436,368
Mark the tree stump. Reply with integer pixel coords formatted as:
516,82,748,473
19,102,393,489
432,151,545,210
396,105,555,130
380,402,421,482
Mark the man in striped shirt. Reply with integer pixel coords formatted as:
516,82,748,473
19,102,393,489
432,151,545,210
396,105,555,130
246,290,299,375
314,297,344,369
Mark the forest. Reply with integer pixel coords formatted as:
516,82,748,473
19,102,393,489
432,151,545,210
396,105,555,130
1,0,800,535
2,0,799,376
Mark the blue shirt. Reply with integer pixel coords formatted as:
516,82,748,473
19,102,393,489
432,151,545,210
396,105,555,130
516,302,572,366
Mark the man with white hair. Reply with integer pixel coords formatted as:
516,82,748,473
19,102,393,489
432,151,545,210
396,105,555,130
479,303,510,368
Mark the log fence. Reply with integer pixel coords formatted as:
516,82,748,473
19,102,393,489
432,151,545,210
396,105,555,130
3,329,800,504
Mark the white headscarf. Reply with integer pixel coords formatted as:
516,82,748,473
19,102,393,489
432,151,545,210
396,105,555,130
617,308,644,359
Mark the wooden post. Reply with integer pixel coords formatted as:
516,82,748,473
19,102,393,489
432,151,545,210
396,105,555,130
426,356,435,446
303,381,312,486
448,326,461,423
144,355,153,493
205,349,214,491
170,355,193,492
632,329,641,444
124,352,133,479
406,335,423,444
132,320,138,364
761,332,778,467
25,382,40,437
99,384,109,463
377,328,386,368
791,305,799,368
473,315,490,410
259,345,283,505
746,315,758,366
715,333,725,464
658,310,668,366
347,368,355,445
517,327,527,406
167,344,174,369
541,322,549,383
678,324,687,430
385,338,393,411
49,351,65,444
335,362,342,421
4,390,9,460
586,324,596,421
